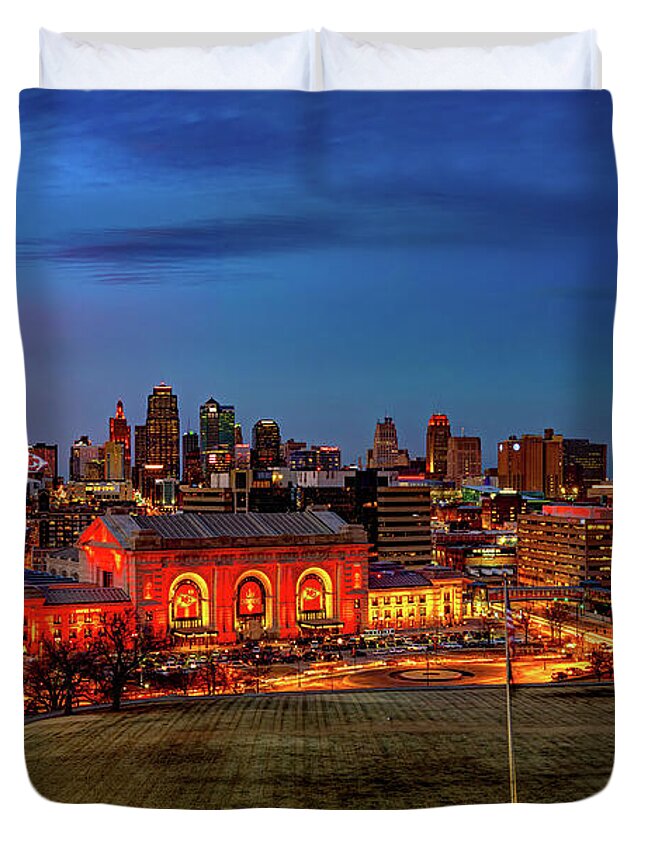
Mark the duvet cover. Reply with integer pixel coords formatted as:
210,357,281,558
18,89,616,809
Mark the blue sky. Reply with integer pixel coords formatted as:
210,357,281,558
17,90,616,469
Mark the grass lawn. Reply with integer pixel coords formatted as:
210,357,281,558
24,684,614,809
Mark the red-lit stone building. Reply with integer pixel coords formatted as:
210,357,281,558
76,510,369,643
24,571,132,656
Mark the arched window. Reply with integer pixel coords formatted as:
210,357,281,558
171,580,202,625
237,578,266,618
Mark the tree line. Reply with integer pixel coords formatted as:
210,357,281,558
24,609,252,715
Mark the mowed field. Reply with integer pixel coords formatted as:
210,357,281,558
24,685,614,809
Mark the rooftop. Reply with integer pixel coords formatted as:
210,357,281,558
96,509,366,549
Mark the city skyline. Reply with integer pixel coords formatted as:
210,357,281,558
17,90,615,470
28,384,610,475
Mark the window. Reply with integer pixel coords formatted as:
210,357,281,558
384,610,391,619
395,596,403,605
84,628,92,638
383,597,391,605
53,614,62,625
370,598,379,608
68,613,77,624
69,629,77,640
84,614,93,623
407,596,414,604
102,571,113,588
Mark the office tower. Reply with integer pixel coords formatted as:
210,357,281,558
376,483,434,568
252,419,282,468
104,440,126,481
108,399,132,474
563,439,608,496
368,416,400,469
144,382,180,480
69,436,100,481
518,505,612,590
235,443,251,469
497,429,565,496
446,436,482,486
218,405,236,451
182,430,202,485
133,424,148,490
283,439,307,467
425,414,451,478
234,423,243,446
200,398,220,471
316,446,342,471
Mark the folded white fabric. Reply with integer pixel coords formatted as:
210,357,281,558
321,29,600,90
39,29,316,90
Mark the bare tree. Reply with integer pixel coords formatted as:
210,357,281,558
89,610,161,711
589,647,614,680
24,638,92,715
545,602,570,642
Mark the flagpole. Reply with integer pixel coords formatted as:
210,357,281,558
504,579,518,803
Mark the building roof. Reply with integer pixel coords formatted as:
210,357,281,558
98,509,362,548
369,571,433,590
24,570,131,605
43,587,131,606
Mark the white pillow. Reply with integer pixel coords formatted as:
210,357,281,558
40,29,316,90
321,30,600,90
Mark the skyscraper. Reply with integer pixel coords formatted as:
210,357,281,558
104,440,126,481
144,382,180,482
498,429,566,496
200,398,236,474
109,399,132,476
368,416,400,469
218,405,236,451
200,398,220,471
425,414,451,478
69,436,100,481
182,430,202,485
252,419,282,468
446,436,482,487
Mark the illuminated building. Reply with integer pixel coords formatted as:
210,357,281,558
77,510,369,643
376,483,435,568
282,439,307,467
142,383,180,497
517,504,613,590
497,429,568,497
368,565,467,629
103,441,126,481
133,424,147,490
446,436,481,486
563,439,608,497
200,398,220,473
218,405,236,452
252,419,282,469
289,445,341,472
481,491,524,529
234,443,251,469
425,414,451,478
24,571,132,655
31,507,100,569
368,416,407,470
69,436,100,482
182,430,202,485
108,400,131,474
234,423,243,446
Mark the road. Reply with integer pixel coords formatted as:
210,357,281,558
267,651,593,693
